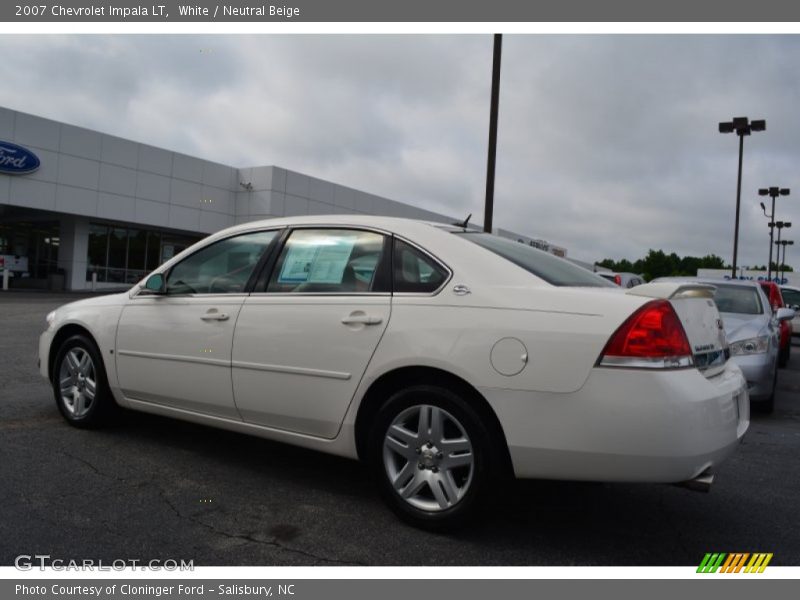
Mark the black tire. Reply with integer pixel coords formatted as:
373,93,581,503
779,341,790,368
367,384,502,530
754,366,777,415
52,334,118,428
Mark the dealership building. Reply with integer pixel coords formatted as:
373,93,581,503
0,106,567,291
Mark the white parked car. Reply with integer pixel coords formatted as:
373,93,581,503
40,216,748,528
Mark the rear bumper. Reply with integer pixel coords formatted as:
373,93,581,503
480,362,748,483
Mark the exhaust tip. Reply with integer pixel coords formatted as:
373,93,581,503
677,471,714,493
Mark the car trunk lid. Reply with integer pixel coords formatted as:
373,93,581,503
627,282,729,376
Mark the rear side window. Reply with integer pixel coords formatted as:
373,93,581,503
455,232,614,287
394,239,448,293
268,229,388,293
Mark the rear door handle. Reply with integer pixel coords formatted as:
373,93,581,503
341,315,383,326
201,312,229,321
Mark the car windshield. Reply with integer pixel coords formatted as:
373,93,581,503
712,284,764,315
454,232,614,287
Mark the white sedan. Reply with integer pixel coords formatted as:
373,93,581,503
39,216,748,528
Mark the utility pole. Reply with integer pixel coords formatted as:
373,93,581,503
483,34,502,233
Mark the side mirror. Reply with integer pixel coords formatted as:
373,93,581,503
142,273,165,295
775,307,795,322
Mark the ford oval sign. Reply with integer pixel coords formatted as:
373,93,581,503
0,141,40,175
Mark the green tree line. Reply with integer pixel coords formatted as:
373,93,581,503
597,251,794,281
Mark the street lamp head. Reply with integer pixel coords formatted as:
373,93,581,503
750,119,767,132
780,188,791,196
732,117,749,129
719,121,735,134
789,240,795,246
786,222,792,228
777,221,785,229
759,188,770,196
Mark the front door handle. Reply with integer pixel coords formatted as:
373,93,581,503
201,311,229,321
341,314,383,326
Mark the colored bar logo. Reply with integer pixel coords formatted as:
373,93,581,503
697,552,773,573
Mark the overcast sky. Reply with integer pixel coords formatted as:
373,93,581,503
1,34,798,266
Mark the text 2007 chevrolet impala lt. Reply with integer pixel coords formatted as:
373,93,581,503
40,216,748,528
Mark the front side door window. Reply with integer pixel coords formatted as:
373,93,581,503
166,230,278,295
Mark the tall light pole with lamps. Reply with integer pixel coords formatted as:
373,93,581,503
759,187,790,280
778,239,794,282
719,117,766,278
774,221,791,280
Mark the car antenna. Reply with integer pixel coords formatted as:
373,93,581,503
453,213,472,229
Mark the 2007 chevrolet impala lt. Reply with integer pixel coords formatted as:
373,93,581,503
39,216,749,528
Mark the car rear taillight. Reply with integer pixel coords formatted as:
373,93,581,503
598,299,694,369
614,274,622,286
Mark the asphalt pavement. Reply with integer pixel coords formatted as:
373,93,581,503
1,291,799,566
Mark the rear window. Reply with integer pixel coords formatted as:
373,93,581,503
712,284,764,315
454,232,614,287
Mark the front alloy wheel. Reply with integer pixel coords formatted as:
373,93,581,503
52,334,117,427
58,347,98,418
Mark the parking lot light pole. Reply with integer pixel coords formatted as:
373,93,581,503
759,187,790,280
778,239,794,282
483,33,502,234
719,117,766,278
775,221,790,254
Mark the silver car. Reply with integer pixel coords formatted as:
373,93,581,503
656,278,793,413
779,285,800,336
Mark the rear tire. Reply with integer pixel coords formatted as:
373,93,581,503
52,334,118,428
367,384,501,530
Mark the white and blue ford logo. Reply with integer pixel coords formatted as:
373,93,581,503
0,140,40,175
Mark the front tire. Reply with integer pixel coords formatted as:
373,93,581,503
779,341,791,368
367,384,499,530
52,334,117,428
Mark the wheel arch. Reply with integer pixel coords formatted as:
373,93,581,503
354,365,513,477
48,323,101,382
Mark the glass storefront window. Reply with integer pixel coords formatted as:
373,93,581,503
146,231,161,271
127,229,147,271
108,227,128,269
85,223,200,284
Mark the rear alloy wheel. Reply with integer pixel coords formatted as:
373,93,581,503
53,335,117,428
369,385,497,529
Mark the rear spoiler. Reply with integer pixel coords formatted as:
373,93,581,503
625,282,716,300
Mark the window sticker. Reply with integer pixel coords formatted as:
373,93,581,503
278,236,356,284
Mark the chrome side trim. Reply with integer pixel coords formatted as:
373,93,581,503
598,355,695,369
116,349,229,368
231,360,351,380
